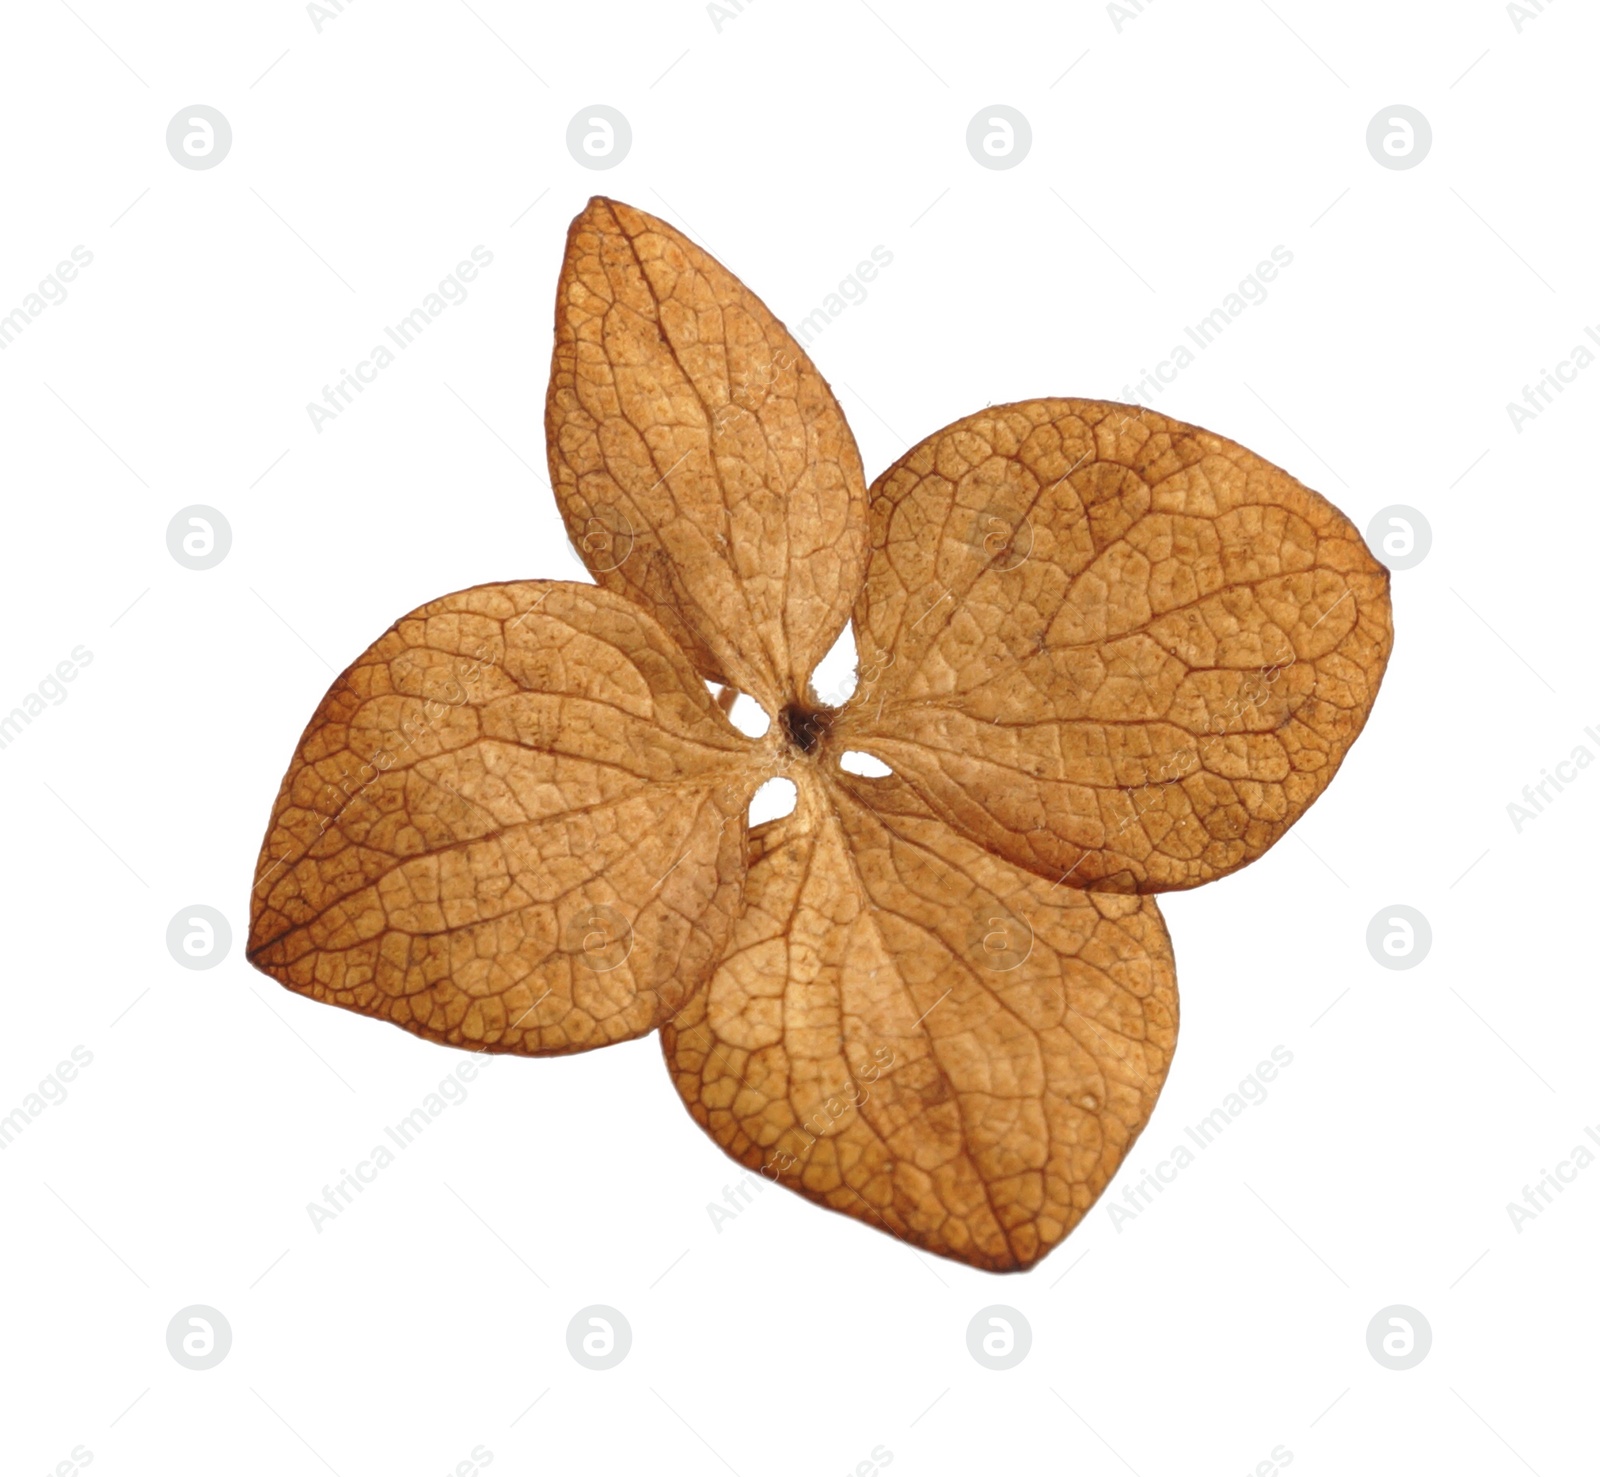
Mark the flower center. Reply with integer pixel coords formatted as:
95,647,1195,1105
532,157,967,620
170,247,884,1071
779,702,833,755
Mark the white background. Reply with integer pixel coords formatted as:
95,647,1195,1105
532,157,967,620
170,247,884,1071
2,1,1595,1473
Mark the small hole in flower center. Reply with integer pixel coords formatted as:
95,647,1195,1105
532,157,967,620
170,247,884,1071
748,776,798,825
840,750,892,778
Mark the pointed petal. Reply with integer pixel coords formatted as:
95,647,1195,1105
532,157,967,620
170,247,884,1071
547,197,868,711
663,773,1178,1270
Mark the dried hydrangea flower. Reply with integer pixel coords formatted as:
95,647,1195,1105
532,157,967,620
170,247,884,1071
249,198,1392,1270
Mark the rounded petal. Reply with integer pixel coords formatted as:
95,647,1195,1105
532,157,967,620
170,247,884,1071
836,399,1393,891
248,581,760,1055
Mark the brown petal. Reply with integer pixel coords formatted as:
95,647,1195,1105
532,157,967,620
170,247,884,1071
662,772,1178,1271
248,581,760,1055
835,399,1393,891
547,197,868,712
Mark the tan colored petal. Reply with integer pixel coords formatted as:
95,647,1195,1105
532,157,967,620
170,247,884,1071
662,772,1178,1270
248,581,760,1055
547,196,868,712
836,399,1393,891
